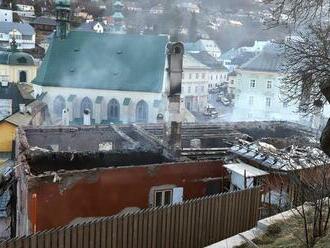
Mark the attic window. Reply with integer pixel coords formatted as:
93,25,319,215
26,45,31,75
17,57,27,64
116,50,123,55
74,48,80,52
70,68,75,73
113,72,119,76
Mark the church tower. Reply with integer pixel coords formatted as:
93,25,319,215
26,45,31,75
55,0,71,39
111,1,126,34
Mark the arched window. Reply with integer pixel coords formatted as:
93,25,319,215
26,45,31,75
80,97,93,118
136,100,148,123
53,95,66,119
19,71,27,82
108,98,120,122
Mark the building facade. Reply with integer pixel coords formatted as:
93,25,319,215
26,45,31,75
232,45,299,121
0,22,35,49
182,54,209,113
32,0,185,125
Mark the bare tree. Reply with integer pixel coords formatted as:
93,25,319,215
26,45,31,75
263,0,330,154
269,147,330,247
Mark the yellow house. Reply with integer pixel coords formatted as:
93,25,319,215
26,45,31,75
0,51,37,83
0,100,47,155
0,121,16,153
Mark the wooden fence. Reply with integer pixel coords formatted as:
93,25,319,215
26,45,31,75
1,187,261,248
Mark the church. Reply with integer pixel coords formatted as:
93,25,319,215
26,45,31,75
32,0,183,125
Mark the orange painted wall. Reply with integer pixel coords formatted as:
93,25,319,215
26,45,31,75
27,161,227,232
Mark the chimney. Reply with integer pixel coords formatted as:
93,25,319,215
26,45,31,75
165,42,184,155
83,109,91,125
62,108,70,126
19,104,26,113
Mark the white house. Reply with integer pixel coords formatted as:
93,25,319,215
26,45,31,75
232,44,300,122
0,9,12,22
185,39,221,60
15,3,35,18
181,54,209,113
190,51,229,89
0,22,35,49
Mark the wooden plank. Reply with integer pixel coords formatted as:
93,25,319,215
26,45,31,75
105,218,113,248
30,234,37,248
146,209,153,248
132,214,139,248
14,238,24,248
58,228,65,248
95,220,102,248
194,200,202,248
189,200,197,248
117,215,123,248
44,230,51,248
215,194,223,242
64,227,71,248
121,215,128,248
70,225,78,248
164,206,171,248
178,204,184,248
23,236,30,248
151,209,158,248
137,211,144,248
127,214,133,248
161,207,167,248
77,225,84,248
208,197,216,244
156,207,163,248
142,211,149,248
37,232,45,248
168,204,176,248
100,219,107,248
185,201,193,248
112,217,118,248
173,205,180,248
89,221,96,248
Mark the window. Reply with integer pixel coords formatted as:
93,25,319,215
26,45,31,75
231,80,234,85
210,75,213,80
108,99,120,122
283,101,288,108
189,73,192,80
250,80,256,88
188,86,191,93
136,100,148,123
202,73,205,79
267,81,272,89
181,86,184,93
80,97,93,118
19,71,27,82
154,190,172,207
201,86,204,93
266,97,271,107
249,96,254,105
182,73,185,80
53,95,65,119
195,86,198,93
196,73,199,79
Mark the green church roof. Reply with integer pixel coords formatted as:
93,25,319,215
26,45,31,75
33,31,169,93
0,51,35,66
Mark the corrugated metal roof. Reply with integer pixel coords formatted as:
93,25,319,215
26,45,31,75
224,163,269,177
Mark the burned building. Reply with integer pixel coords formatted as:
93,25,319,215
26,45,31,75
14,125,228,235
10,120,319,235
